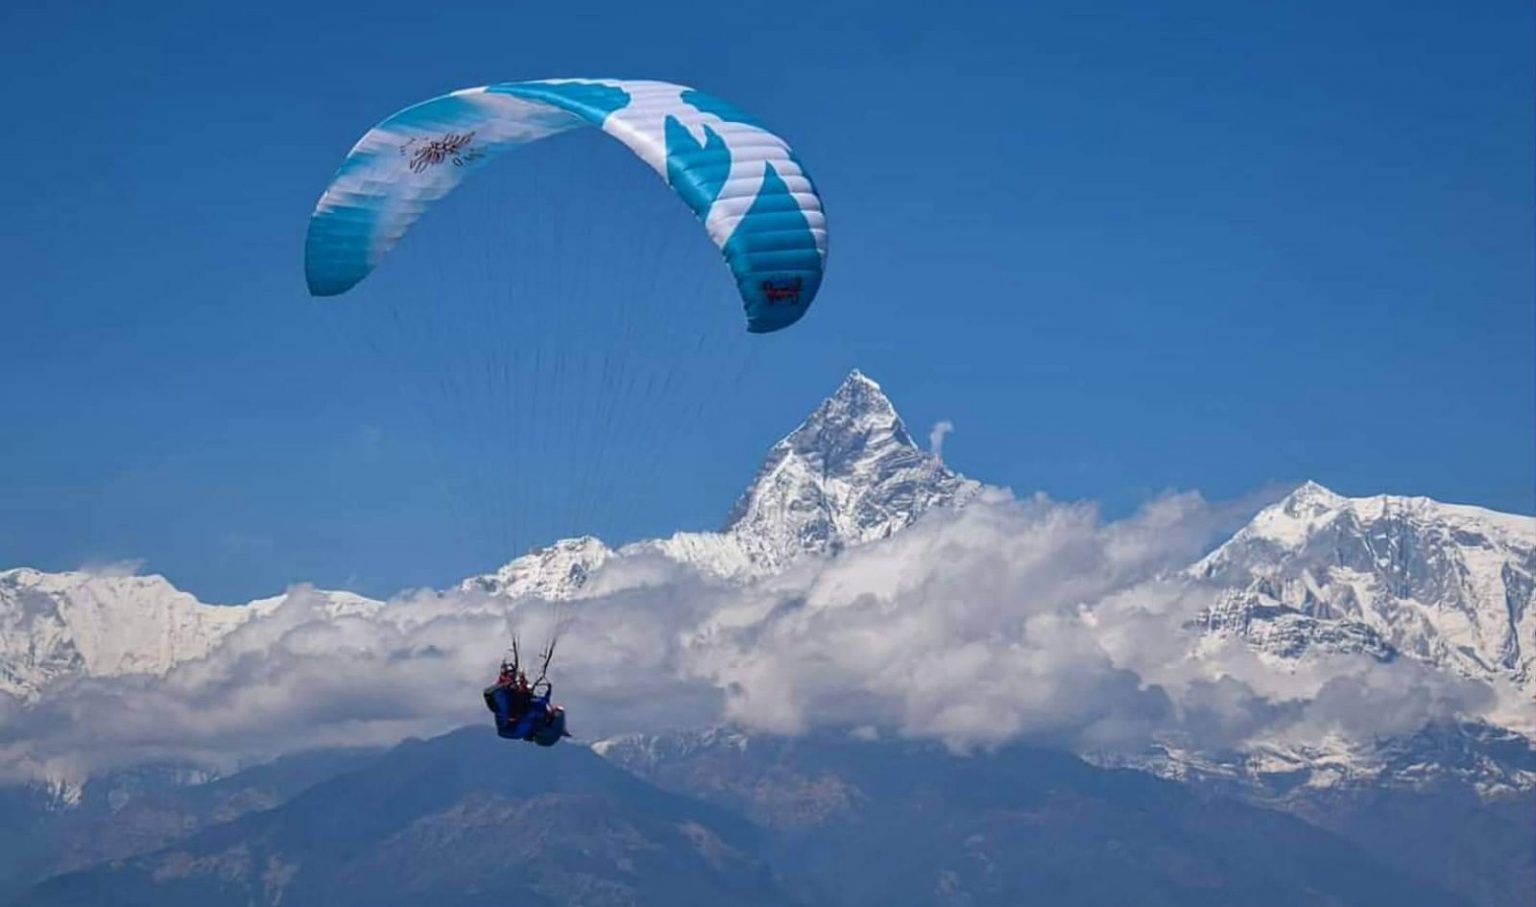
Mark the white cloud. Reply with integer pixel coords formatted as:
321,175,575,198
928,420,954,457
0,486,1511,783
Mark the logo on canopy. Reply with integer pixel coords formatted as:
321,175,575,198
761,277,803,305
401,132,485,173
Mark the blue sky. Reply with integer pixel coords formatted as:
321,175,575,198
1,0,1531,601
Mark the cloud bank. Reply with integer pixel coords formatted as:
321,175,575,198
0,485,1515,784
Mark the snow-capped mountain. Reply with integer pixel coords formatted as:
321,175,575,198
462,370,980,598
1193,480,1536,693
595,479,1536,801
718,369,980,570
0,569,263,701
459,536,614,600
0,569,376,701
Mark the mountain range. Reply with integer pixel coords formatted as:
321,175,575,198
2,369,1533,906
6,371,1531,710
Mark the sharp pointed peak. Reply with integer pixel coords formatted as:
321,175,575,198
819,369,893,411
840,368,881,390
1252,480,1349,526
779,370,903,448
1287,480,1343,503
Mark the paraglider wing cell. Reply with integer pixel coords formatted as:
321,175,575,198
304,79,827,333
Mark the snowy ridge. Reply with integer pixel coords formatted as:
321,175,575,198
1193,480,1536,693
458,536,614,600
1107,722,1536,800
591,726,753,766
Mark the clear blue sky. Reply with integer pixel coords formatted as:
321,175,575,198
2,0,1531,601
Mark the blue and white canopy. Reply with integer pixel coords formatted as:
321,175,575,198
305,79,827,333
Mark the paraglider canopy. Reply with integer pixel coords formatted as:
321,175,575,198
304,78,828,333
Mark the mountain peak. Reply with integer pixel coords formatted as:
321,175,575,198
770,370,908,471
836,367,882,394
722,370,979,569
464,372,980,595
1251,480,1349,530
1194,482,1536,698
1286,480,1344,506
789,369,900,441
